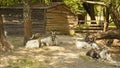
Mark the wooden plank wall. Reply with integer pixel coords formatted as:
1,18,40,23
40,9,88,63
46,5,78,34
1,8,46,35
46,12,69,34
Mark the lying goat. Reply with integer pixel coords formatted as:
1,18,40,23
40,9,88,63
41,31,57,46
99,46,116,63
75,38,91,49
86,45,115,63
99,46,113,61
86,48,100,59
25,33,41,48
75,38,100,49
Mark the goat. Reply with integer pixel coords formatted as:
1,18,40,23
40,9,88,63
90,43,100,50
86,48,100,59
41,31,57,46
99,46,110,61
30,33,41,40
75,37,99,49
25,33,41,48
75,38,91,49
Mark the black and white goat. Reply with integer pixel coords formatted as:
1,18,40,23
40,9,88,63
86,48,100,59
99,46,114,62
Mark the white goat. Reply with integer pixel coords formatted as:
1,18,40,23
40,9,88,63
75,38,91,49
75,38,100,49
41,36,53,46
25,33,41,48
91,43,100,50
41,31,57,46
25,39,40,48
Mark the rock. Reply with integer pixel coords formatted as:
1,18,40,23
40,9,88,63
112,39,120,46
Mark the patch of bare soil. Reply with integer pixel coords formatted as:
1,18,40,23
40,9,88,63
0,35,120,68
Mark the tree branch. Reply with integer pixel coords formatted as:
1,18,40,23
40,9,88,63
82,1,106,6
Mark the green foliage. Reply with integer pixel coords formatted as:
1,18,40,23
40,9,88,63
0,0,21,6
0,0,51,6
64,0,85,13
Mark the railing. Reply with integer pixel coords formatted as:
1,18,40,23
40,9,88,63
78,20,104,23
75,20,105,33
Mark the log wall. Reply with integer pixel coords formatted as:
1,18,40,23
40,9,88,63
46,5,78,34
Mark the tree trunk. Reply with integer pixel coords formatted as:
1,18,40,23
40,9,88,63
96,30,120,39
103,7,110,32
0,14,14,51
111,9,120,29
83,1,96,24
23,1,32,45
103,21,108,32
109,2,120,30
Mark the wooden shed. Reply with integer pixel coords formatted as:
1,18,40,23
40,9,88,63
0,3,78,35
46,4,78,34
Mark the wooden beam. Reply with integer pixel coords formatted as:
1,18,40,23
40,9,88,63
82,1,106,6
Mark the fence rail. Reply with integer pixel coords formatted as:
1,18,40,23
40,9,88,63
78,20,104,23
76,20,104,33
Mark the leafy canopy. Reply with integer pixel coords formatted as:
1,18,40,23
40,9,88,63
0,0,51,6
64,0,84,13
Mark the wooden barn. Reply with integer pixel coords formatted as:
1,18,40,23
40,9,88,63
0,3,78,35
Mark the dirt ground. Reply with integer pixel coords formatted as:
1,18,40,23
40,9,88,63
0,35,120,68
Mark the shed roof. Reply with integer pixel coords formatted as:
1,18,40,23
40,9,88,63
0,3,75,14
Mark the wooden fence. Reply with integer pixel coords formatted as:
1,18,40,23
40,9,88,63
75,20,104,33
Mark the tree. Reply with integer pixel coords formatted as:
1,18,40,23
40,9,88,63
0,14,14,51
64,0,84,12
22,0,50,45
109,0,120,29
0,0,50,51
93,0,120,39
22,0,32,45
0,0,21,51
83,0,96,24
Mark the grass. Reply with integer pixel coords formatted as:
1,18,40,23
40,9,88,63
7,56,47,68
79,55,91,61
